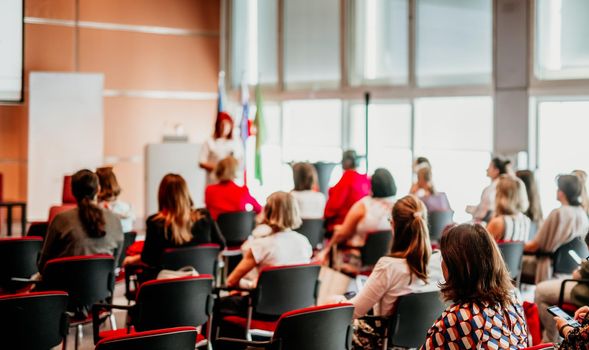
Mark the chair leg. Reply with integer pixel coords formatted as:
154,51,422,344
109,313,117,330
75,324,82,350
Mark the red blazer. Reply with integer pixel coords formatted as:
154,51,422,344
205,180,262,220
324,170,371,232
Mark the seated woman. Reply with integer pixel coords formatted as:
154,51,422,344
410,166,451,213
96,166,135,233
123,174,225,276
556,305,589,349
523,174,589,284
322,168,396,274
205,156,261,220
535,232,589,343
516,169,544,237
38,169,124,273
422,223,529,349
573,169,589,217
291,162,326,219
487,174,531,242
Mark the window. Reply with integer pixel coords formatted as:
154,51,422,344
535,0,589,80
349,103,413,194
231,0,278,87
414,97,493,222
284,0,341,89
536,100,589,214
348,0,408,86
416,0,492,86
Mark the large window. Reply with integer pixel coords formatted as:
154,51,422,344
535,0,589,80
416,0,492,86
414,97,493,222
536,100,589,214
348,0,408,86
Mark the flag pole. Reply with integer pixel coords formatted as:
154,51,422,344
364,91,370,174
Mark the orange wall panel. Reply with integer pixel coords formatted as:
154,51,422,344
0,105,27,160
79,28,218,91
79,0,220,32
24,24,76,73
25,0,76,20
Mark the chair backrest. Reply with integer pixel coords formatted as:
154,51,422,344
216,211,256,247
428,210,454,242
553,236,589,275
0,237,43,289
297,219,324,248
389,290,446,348
95,326,197,350
48,203,77,224
161,244,220,276
0,291,69,350
272,304,353,350
255,264,321,317
116,231,137,269
134,275,213,331
62,175,76,204
360,230,392,267
498,241,525,282
42,255,115,311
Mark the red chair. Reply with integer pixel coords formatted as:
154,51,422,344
218,264,321,340
94,275,214,348
217,304,354,350
0,236,43,293
558,278,589,315
95,326,198,350
523,344,556,350
0,291,69,350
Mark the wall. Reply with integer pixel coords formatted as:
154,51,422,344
0,0,220,226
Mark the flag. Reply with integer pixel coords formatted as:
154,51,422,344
217,71,226,114
254,84,266,184
239,78,250,182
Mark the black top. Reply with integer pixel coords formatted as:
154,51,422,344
140,209,226,268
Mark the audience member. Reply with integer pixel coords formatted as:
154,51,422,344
291,162,326,219
323,168,396,274
412,156,431,173
555,305,589,349
516,169,544,235
573,169,589,217
410,166,451,212
324,150,371,234
523,174,589,283
467,157,510,222
122,174,225,276
199,111,243,185
96,166,135,233
422,223,529,349
535,232,589,343
487,174,531,242
38,169,124,272
204,156,261,220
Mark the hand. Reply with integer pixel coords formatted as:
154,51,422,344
554,317,574,338
122,255,141,267
313,248,330,265
575,305,589,322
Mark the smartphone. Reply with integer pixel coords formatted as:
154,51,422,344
547,306,582,327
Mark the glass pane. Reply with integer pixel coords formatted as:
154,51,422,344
284,0,341,88
231,0,278,87
416,0,492,86
349,0,408,85
535,0,589,80
282,100,342,162
537,101,589,214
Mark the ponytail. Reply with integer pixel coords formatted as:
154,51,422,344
78,197,106,238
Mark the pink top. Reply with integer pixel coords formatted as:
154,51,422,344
205,180,262,220
324,170,371,232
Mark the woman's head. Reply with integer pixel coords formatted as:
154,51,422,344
292,162,318,191
214,112,234,139
389,195,431,281
371,168,397,198
96,167,121,202
439,223,513,307
495,175,521,216
487,157,510,179
72,169,106,237
416,167,435,194
516,170,543,222
157,174,194,244
557,174,582,206
263,191,302,233
341,150,358,170
413,157,431,172
215,156,238,182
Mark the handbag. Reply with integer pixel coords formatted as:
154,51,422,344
156,266,199,280
317,266,353,305
352,316,389,350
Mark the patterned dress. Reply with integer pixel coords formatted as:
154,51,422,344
559,314,589,350
421,300,529,349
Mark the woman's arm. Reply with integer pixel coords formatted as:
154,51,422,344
330,201,366,246
226,249,257,288
140,219,164,267
486,216,504,241
348,260,389,318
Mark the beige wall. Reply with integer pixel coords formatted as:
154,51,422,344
0,0,220,223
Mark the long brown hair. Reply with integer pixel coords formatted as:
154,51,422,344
155,174,194,245
516,170,543,222
440,223,514,307
72,169,106,238
292,162,318,191
389,195,430,282
96,167,121,202
495,175,520,216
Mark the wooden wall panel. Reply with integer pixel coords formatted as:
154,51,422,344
25,0,75,20
79,28,218,91
24,24,75,73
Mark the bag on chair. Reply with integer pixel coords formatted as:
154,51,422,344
156,266,199,280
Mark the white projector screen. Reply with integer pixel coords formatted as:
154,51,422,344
0,0,23,102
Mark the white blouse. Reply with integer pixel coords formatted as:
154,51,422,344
199,137,243,184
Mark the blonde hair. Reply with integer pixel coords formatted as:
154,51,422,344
215,156,238,182
495,175,520,216
416,167,435,194
155,174,194,245
263,191,302,233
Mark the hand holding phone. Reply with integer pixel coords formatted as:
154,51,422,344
548,306,582,328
